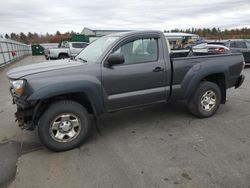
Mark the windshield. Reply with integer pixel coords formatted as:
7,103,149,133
75,36,119,62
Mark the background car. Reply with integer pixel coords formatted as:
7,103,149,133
224,39,250,65
170,42,229,58
45,42,89,60
192,42,230,55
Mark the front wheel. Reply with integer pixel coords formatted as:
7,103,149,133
188,81,221,118
38,100,91,151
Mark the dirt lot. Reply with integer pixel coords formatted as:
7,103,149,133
0,56,250,188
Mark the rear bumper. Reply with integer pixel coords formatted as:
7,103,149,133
235,75,245,88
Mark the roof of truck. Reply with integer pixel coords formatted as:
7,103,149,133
106,30,162,37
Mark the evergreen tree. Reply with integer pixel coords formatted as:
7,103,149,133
5,34,10,39
10,33,17,40
20,32,28,44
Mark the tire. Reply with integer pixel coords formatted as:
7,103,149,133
58,54,68,59
188,81,221,118
38,100,91,151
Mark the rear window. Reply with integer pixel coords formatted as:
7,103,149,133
230,41,247,48
72,43,88,48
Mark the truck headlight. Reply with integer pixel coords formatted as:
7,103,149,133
11,80,25,96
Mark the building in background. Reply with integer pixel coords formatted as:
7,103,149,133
81,27,131,42
81,27,131,37
40,43,59,49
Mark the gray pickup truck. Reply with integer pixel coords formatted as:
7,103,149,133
6,31,245,151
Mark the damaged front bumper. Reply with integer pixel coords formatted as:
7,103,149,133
15,107,35,130
10,88,38,130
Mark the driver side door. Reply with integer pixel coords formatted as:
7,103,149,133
101,36,167,111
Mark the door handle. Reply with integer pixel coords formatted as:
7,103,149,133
153,67,164,72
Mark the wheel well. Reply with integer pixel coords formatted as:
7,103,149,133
33,93,94,125
58,53,69,57
203,73,226,104
51,93,94,113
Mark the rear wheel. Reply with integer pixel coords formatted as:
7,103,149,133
38,100,91,151
188,81,221,118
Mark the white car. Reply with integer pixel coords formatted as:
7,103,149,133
45,42,89,60
192,42,230,55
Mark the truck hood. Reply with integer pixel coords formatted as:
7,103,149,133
6,59,83,79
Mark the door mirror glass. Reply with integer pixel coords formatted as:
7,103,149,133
106,53,124,67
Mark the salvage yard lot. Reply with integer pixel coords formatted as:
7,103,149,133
1,56,250,188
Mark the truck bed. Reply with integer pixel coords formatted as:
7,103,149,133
170,53,244,99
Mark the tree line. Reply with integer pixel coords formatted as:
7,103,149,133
2,31,78,44
165,27,250,40
1,27,250,44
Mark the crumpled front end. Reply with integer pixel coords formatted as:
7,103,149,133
10,87,37,130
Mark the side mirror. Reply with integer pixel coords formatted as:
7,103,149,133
105,53,124,67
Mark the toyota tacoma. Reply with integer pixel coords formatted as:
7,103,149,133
6,31,245,151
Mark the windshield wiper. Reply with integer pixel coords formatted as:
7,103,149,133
76,57,88,63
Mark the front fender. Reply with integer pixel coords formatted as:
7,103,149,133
27,80,104,115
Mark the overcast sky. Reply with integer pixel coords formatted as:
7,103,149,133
1,0,250,35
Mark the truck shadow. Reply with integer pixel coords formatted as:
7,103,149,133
96,101,194,137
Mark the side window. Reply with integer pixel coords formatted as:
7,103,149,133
235,41,247,48
64,43,69,48
114,38,158,64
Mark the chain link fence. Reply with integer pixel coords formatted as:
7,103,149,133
0,38,30,66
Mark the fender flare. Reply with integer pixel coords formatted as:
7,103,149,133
27,80,104,115
181,63,229,99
